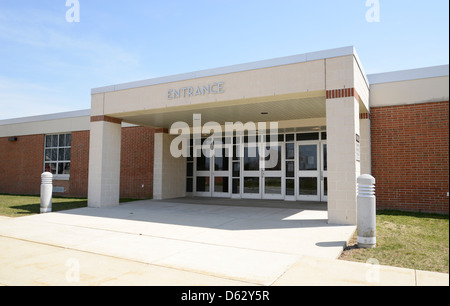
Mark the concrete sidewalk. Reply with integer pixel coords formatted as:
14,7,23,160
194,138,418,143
0,200,448,286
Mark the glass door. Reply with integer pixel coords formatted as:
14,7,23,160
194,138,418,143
212,138,231,198
262,138,284,200
194,138,212,197
297,142,320,201
242,141,261,199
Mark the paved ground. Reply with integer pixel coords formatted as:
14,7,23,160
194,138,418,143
0,199,448,286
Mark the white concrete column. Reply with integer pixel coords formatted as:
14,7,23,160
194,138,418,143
153,131,187,200
88,117,122,208
326,95,361,225
359,114,372,176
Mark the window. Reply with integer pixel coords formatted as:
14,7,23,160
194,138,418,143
44,133,72,177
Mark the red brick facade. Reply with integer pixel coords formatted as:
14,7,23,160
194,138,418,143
370,101,449,214
120,126,154,199
0,135,45,195
0,127,155,200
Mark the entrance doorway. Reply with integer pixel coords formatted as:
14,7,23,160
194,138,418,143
186,130,328,202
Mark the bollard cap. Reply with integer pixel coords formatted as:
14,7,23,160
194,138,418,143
41,172,53,184
358,174,375,186
41,172,53,178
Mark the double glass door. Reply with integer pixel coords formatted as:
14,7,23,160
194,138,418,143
194,138,231,198
242,142,284,200
190,133,328,202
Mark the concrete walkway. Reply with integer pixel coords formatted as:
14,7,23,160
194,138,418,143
0,200,448,286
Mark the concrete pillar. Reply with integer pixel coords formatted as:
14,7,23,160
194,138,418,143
88,117,122,208
326,95,361,225
153,130,187,200
359,114,372,176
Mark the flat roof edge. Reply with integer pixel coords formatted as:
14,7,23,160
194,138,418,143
91,46,356,95
368,65,449,85
0,109,91,126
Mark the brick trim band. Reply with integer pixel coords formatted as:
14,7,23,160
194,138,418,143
91,116,122,124
155,128,169,134
360,113,370,120
326,88,360,101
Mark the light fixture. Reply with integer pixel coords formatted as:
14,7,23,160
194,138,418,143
261,112,269,115
8,137,18,142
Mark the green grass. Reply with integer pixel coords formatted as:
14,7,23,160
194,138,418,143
340,210,449,274
0,194,88,217
0,194,143,217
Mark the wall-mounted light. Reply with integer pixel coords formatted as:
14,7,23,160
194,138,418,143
8,137,18,142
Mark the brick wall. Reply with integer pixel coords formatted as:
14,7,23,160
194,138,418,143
371,101,449,214
69,130,90,197
0,126,155,200
120,126,155,199
0,135,45,195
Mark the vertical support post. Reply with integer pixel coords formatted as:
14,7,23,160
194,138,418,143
40,172,53,214
88,117,122,208
357,174,377,249
153,130,187,200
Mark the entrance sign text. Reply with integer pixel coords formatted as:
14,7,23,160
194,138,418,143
167,82,225,100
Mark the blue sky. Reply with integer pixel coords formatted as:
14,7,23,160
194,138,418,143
0,0,448,120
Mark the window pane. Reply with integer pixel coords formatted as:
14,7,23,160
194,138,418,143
52,135,58,147
299,145,317,171
265,177,282,195
45,163,57,175
59,134,66,147
66,134,72,146
187,147,194,162
265,146,281,171
286,179,295,196
186,163,194,177
196,177,210,192
186,178,193,193
45,136,52,148
58,163,64,175
244,147,260,171
62,163,71,175
297,133,319,141
65,148,71,161
244,177,259,194
323,145,327,171
232,145,239,161
286,161,295,178
324,177,328,196
45,149,52,162
58,148,65,161
286,143,295,160
299,178,318,196
286,134,295,142
51,149,58,161
196,155,210,171
214,177,229,193
232,179,240,194
232,162,240,178
214,149,229,171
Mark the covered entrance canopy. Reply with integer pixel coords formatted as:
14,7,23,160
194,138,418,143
88,46,370,225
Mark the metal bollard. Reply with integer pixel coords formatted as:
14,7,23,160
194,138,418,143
40,172,53,214
357,174,377,249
